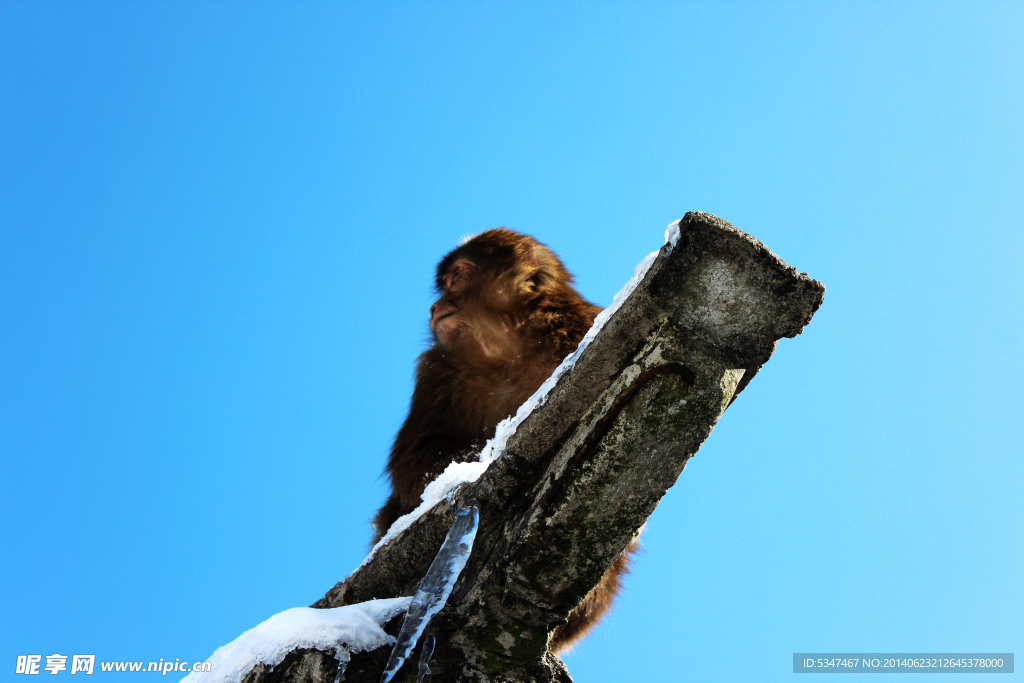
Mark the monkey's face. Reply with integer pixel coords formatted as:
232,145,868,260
430,230,567,362
430,258,477,344
430,256,524,362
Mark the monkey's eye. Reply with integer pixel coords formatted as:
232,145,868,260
442,259,476,293
446,266,464,290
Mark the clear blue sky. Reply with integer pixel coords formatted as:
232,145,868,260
2,3,1021,681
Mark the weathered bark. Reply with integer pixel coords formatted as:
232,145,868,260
245,212,825,683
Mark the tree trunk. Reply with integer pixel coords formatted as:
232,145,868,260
246,212,825,683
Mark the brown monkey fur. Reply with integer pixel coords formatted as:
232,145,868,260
372,228,638,653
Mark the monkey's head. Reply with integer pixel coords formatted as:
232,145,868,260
429,229,574,354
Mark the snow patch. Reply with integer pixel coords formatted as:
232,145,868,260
180,598,410,683
665,218,681,251
359,461,487,569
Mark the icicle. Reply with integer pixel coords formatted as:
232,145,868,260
415,633,435,683
380,506,479,683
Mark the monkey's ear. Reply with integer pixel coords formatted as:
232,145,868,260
519,239,569,287
516,241,540,271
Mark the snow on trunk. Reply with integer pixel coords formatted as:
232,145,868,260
181,598,411,683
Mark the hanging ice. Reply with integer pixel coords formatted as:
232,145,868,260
415,633,435,683
380,506,479,683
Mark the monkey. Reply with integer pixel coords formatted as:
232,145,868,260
372,228,637,653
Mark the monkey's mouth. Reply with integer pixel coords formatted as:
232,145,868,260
431,311,460,334
431,304,459,324
433,311,456,325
